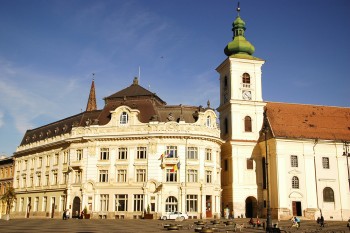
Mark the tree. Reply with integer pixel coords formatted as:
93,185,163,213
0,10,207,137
1,187,16,215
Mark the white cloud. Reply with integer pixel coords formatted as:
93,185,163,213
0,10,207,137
0,58,83,134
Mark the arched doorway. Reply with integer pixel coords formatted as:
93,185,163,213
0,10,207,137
245,196,258,218
72,196,81,218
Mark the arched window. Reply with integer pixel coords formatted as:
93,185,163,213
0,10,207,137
165,196,178,212
244,116,252,132
224,76,228,88
120,112,128,124
242,73,250,88
292,176,299,189
323,187,334,202
206,116,211,127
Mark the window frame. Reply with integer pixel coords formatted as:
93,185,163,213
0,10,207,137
291,155,298,168
292,176,299,189
100,148,110,160
244,116,252,132
187,147,198,160
120,112,128,125
322,157,330,169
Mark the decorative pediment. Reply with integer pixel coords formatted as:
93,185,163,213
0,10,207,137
288,169,301,175
289,191,303,198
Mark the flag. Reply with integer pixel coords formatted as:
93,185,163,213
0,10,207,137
158,151,166,160
170,164,177,172
177,161,181,170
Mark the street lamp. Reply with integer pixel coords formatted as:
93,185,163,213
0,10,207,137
343,142,350,191
262,109,272,232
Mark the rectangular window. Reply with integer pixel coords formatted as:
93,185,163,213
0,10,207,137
29,176,33,187
52,173,58,185
322,157,330,169
118,148,128,160
133,194,144,212
205,148,212,161
76,149,83,161
291,155,298,167
117,169,127,183
100,194,109,211
34,197,39,211
45,175,49,186
100,148,109,160
166,146,177,158
75,171,82,183
42,196,47,212
136,169,146,182
166,169,177,182
115,194,128,211
187,169,198,182
137,147,147,159
36,174,41,186
63,151,68,164
46,156,50,167
205,170,212,183
20,198,24,212
224,159,228,171
99,170,109,182
22,177,27,188
38,157,42,168
186,194,198,212
54,153,59,165
187,147,198,160
62,172,68,184
60,195,66,211
247,159,253,170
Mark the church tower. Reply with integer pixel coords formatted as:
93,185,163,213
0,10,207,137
86,78,97,112
217,4,266,218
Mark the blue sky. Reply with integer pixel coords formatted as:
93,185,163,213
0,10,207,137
0,0,349,156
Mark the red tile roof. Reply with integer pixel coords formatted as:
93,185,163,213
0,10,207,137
266,102,350,141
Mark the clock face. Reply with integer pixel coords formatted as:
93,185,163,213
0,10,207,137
242,91,252,100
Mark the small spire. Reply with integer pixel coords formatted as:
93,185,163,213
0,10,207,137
237,2,240,16
86,75,97,111
133,77,139,85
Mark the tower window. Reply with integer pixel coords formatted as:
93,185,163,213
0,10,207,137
292,176,299,189
242,73,250,88
224,76,228,88
224,118,229,134
244,116,252,132
291,155,298,167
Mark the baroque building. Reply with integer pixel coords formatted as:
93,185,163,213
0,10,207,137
217,7,350,221
12,78,222,219
0,155,14,218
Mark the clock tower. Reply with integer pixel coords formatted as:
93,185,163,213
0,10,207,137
217,5,266,218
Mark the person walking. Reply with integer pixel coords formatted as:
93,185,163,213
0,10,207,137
319,215,325,227
66,208,71,219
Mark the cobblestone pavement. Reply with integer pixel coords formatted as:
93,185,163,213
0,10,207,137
0,218,349,233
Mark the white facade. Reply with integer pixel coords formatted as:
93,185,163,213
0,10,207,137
13,105,222,219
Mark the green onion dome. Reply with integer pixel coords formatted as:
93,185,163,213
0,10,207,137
224,15,255,58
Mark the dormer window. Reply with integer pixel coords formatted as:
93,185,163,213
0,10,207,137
242,73,250,88
206,116,211,127
120,112,128,125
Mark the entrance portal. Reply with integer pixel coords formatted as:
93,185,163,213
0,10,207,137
292,201,302,216
72,196,81,218
245,196,258,218
206,195,212,218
